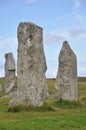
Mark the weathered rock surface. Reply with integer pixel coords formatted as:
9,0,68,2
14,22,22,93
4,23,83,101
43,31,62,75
0,84,2,97
5,53,17,97
9,22,48,107
55,41,78,101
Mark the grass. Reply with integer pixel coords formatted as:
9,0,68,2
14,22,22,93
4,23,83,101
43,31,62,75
0,116,86,130
54,99,82,109
0,78,86,130
47,78,56,95
0,77,5,96
8,103,55,112
78,82,86,97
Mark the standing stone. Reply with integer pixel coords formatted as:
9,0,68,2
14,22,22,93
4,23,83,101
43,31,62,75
55,41,78,101
0,84,2,97
5,53,17,97
9,22,48,107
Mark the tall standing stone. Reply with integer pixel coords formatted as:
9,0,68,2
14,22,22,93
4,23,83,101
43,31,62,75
55,41,78,101
9,22,48,107
5,53,17,97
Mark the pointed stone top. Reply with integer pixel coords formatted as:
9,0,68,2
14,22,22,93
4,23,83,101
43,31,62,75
62,41,76,56
62,41,71,49
63,40,69,45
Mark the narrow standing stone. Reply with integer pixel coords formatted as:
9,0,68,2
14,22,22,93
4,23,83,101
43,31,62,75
55,41,78,101
5,53,17,97
9,22,49,107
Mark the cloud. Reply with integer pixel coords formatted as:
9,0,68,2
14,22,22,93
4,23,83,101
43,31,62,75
0,63,3,70
75,14,86,26
0,62,4,77
58,28,86,41
78,59,86,76
0,37,17,45
43,28,86,45
59,32,71,41
0,37,17,77
0,37,17,62
0,37,17,52
24,0,38,4
73,0,86,26
44,33,64,44
70,28,86,38
46,67,57,78
73,0,80,9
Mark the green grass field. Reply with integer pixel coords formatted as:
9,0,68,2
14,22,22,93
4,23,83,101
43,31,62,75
0,78,86,130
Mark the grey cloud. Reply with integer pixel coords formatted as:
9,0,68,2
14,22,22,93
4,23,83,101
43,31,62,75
69,28,86,38
44,28,86,44
44,33,64,44
59,28,86,40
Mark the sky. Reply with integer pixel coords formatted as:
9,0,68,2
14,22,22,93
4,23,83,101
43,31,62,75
0,0,86,78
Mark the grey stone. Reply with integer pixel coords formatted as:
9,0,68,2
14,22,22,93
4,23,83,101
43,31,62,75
9,22,49,107
5,53,17,97
55,41,78,101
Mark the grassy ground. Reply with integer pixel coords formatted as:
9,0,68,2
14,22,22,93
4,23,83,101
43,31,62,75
0,78,86,130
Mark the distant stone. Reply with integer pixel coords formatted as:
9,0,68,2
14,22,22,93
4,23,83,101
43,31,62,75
9,22,49,107
55,41,78,101
5,53,17,97
0,84,2,97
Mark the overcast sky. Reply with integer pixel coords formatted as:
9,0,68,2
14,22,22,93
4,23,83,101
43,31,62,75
0,0,86,78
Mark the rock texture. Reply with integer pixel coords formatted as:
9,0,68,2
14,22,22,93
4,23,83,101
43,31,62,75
5,53,17,97
55,41,78,101
9,22,48,107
